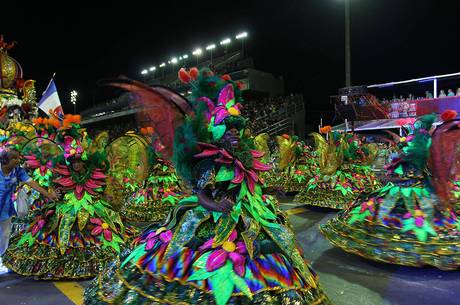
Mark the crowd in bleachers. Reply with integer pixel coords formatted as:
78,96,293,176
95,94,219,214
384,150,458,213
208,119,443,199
243,94,303,133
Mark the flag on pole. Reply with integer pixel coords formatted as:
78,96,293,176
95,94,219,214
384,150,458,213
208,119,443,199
38,79,64,120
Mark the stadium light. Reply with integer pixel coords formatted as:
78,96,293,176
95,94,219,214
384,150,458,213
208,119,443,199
168,60,171,64
70,90,78,114
220,38,231,45
192,48,202,65
149,66,156,71
235,32,248,57
141,69,148,75
192,48,202,56
159,63,166,67
206,44,216,50
235,32,248,39
183,54,189,59
171,57,178,64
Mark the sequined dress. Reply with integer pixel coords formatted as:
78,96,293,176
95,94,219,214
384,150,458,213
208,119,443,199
120,158,185,223
84,142,331,304
3,163,126,279
320,118,460,270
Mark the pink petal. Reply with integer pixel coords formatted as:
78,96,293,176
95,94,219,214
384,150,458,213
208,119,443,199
231,165,244,184
31,225,39,236
194,149,220,158
415,217,424,228
246,170,260,184
145,237,158,250
206,249,228,272
26,160,40,168
145,231,157,240
90,218,103,225
229,252,246,277
252,159,271,171
214,108,229,125
215,157,233,164
220,149,234,161
197,142,219,150
160,230,172,243
37,219,45,229
228,230,237,242
218,84,234,106
235,241,247,254
250,150,265,158
54,177,75,187
199,238,215,251
246,175,256,194
91,226,103,236
91,170,106,179
103,229,112,241
76,185,84,195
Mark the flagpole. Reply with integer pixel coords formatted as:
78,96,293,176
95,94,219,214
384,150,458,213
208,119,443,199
42,72,56,96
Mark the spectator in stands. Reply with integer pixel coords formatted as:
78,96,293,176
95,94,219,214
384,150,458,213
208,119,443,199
456,88,460,96
439,90,447,97
448,89,455,97
425,91,433,98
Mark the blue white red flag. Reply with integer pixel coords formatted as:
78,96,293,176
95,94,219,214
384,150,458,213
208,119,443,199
38,79,64,120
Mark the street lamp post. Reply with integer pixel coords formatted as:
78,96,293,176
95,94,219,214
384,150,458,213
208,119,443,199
70,90,78,114
192,48,202,66
235,32,248,58
345,0,351,87
206,44,216,65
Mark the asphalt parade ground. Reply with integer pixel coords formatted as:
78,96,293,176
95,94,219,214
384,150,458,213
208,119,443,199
1,202,460,305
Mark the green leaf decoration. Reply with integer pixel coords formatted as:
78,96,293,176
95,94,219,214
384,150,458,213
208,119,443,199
401,187,412,198
213,211,222,222
121,243,147,268
187,267,216,281
162,195,179,205
164,207,210,260
18,232,35,247
237,182,248,201
263,224,317,289
77,209,90,231
209,121,227,141
230,271,252,299
58,212,77,255
210,262,234,305
394,165,404,176
216,166,234,182
193,252,211,269
213,214,236,247
348,208,371,224
230,202,242,223
241,216,260,259
389,186,400,196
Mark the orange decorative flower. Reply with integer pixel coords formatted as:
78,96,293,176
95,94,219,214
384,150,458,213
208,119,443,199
320,125,332,134
441,109,457,121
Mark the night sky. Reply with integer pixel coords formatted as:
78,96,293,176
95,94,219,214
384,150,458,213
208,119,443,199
2,1,460,126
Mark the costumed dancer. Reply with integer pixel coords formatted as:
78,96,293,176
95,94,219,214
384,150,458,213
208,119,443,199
3,115,126,279
294,128,380,209
320,112,460,269
0,144,58,273
84,68,331,304
106,128,185,223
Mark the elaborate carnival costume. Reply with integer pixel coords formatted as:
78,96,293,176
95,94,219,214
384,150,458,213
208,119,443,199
3,115,126,279
107,129,185,223
294,130,380,209
84,68,331,305
0,35,38,126
320,112,460,270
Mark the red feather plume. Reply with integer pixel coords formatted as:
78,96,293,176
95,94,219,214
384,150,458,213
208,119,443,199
429,120,460,207
106,79,193,159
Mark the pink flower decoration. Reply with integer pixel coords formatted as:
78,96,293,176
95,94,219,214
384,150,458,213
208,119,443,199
144,229,173,250
199,230,247,276
90,218,112,241
194,142,270,194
